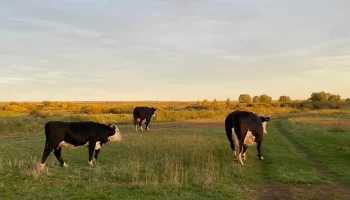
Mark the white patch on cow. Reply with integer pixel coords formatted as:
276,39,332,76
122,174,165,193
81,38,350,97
108,126,122,142
88,161,93,166
259,156,264,160
135,125,138,132
40,163,46,170
152,114,155,117
59,141,80,149
140,126,144,132
244,131,256,146
63,162,68,167
238,152,244,165
146,126,149,131
142,119,146,124
262,122,267,134
95,142,102,150
60,141,103,150
231,128,243,165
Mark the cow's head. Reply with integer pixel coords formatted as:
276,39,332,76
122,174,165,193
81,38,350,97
151,107,156,117
259,115,271,134
108,124,122,142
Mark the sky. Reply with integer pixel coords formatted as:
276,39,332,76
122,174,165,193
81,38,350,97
0,0,349,101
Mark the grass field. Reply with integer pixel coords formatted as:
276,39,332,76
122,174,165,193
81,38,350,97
0,113,350,199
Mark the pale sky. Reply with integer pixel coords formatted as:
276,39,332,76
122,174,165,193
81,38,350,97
1,0,349,101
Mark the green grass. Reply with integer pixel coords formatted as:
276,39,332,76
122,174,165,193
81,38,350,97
0,115,349,199
277,120,350,184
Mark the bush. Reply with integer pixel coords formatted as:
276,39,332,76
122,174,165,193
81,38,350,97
81,105,102,114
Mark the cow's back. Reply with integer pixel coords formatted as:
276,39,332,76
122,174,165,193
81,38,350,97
45,121,114,143
235,111,264,141
225,110,264,141
133,107,150,117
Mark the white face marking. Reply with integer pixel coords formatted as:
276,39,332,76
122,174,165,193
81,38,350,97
108,126,122,142
262,122,267,134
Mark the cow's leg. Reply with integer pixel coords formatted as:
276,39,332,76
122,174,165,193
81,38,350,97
236,127,248,165
134,118,139,132
40,145,54,169
139,121,144,132
241,145,249,161
225,128,237,161
93,149,100,162
54,147,68,167
145,119,150,131
257,140,264,160
88,142,97,166
237,139,245,165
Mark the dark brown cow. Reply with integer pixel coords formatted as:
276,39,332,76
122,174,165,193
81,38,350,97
225,110,270,165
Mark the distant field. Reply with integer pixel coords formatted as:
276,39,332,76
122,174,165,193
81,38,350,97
0,112,349,199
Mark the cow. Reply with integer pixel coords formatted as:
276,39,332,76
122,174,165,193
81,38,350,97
225,110,270,165
133,107,156,132
40,121,122,169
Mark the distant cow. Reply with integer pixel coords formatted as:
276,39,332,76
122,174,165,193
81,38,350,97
133,107,156,132
225,110,270,165
40,121,122,169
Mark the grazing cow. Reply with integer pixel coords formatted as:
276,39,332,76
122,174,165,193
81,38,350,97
133,107,156,132
40,121,122,169
225,110,270,165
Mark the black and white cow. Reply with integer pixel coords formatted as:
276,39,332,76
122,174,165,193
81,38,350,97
225,110,270,165
40,121,122,169
133,107,156,132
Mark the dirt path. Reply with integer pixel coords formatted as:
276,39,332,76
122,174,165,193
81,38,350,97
274,120,341,183
256,120,350,200
253,183,350,200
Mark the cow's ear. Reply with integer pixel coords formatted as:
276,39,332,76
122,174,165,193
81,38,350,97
265,115,271,122
109,124,116,129
260,115,270,122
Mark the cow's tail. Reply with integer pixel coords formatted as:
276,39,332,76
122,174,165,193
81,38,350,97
44,123,50,148
232,128,243,165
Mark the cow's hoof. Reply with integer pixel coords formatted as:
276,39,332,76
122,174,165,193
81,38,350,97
39,163,46,170
259,156,264,160
63,162,68,167
88,161,94,167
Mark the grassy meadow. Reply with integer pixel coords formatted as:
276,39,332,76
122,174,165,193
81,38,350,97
0,101,350,199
